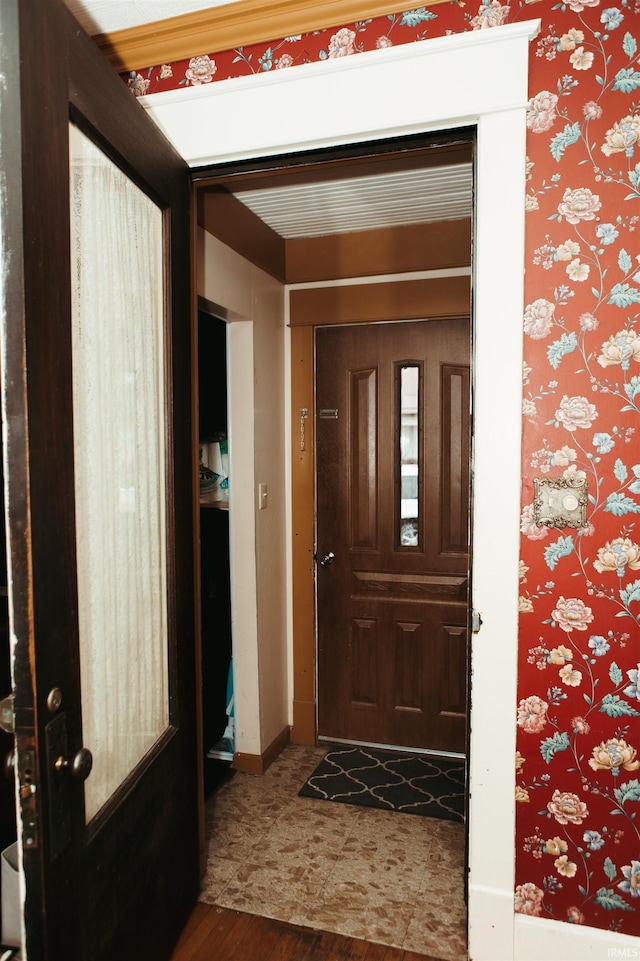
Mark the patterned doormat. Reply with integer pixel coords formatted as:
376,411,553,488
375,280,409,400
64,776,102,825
298,746,465,821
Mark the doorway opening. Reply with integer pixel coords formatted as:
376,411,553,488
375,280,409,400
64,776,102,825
194,127,474,954
197,303,235,798
185,11,535,940
195,125,475,758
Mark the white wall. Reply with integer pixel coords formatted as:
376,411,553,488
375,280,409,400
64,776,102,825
251,262,288,750
197,227,288,756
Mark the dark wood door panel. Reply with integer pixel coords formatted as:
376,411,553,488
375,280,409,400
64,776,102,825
319,600,467,751
349,366,379,551
352,570,467,602
317,319,470,752
440,364,471,556
2,2,199,957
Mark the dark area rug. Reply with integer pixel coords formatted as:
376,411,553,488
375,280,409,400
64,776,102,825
298,746,465,821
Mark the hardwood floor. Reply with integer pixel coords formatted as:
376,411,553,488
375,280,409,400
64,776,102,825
170,904,446,961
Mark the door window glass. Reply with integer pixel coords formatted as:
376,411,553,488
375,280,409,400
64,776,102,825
69,122,169,823
399,365,419,547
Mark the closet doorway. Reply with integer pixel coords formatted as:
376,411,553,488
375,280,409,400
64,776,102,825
197,304,234,795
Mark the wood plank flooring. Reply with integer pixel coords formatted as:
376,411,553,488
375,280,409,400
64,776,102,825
170,904,445,961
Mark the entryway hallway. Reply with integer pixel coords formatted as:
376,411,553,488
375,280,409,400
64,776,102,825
175,745,467,960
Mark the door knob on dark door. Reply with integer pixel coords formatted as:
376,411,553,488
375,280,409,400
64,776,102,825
54,747,93,781
319,551,335,567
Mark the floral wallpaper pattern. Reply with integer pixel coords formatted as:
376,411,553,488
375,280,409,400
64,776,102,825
518,0,640,936
123,0,640,938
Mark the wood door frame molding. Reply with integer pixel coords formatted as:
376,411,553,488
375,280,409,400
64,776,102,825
289,288,471,746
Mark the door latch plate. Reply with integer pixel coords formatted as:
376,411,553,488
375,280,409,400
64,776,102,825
18,746,38,849
45,713,71,860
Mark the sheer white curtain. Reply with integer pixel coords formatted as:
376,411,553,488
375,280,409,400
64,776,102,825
69,123,169,822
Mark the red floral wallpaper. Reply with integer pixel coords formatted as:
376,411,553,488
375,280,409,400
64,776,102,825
124,0,640,937
518,0,640,936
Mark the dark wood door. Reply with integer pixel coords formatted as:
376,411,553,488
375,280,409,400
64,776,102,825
316,320,470,753
0,2,199,959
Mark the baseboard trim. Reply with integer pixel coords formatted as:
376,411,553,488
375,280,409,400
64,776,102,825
514,913,640,961
467,882,513,961
232,725,291,775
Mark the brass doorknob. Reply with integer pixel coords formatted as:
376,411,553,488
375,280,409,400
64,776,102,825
55,747,93,781
319,551,335,567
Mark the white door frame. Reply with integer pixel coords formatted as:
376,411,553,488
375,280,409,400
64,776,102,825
144,22,536,960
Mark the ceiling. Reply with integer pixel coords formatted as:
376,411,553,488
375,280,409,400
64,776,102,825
233,164,473,239
63,1,230,36
65,1,474,241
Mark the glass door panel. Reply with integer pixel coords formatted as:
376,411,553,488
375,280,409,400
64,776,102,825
69,123,169,822
399,365,420,547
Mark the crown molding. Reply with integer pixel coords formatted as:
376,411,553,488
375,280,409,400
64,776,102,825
94,0,451,72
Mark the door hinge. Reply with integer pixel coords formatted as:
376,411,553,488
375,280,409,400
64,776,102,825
471,610,483,634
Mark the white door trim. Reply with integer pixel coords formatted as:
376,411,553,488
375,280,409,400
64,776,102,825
144,22,538,959
142,21,539,168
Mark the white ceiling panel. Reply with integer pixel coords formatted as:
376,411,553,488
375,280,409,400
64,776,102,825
64,1,229,36
233,164,473,239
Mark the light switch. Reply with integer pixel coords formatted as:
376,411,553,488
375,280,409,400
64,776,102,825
533,476,588,529
258,483,268,510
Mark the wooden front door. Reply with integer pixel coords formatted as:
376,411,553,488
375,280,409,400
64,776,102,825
316,319,470,753
0,2,199,959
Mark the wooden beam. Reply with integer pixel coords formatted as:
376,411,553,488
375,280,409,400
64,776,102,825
286,219,471,283
198,189,286,283
290,326,316,746
193,141,473,192
290,275,470,327
94,0,452,73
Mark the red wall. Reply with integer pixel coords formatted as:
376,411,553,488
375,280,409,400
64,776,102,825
126,0,640,935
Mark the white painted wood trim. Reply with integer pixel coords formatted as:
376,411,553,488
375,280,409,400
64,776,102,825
467,103,526,961
515,913,640,960
141,20,541,167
